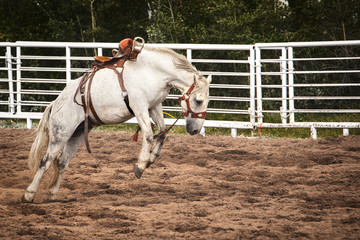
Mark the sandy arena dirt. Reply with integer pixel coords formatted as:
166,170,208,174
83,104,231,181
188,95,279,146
0,128,359,239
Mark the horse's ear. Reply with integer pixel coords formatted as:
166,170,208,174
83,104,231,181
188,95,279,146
194,75,201,86
206,75,212,84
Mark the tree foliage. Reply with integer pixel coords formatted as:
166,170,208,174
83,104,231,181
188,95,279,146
0,0,359,43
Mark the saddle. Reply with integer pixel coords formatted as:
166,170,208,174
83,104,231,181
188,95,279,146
93,38,142,66
74,37,145,153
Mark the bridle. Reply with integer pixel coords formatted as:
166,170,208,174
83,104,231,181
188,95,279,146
178,82,207,119
133,80,207,142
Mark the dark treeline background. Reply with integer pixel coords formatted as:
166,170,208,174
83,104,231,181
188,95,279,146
1,0,359,43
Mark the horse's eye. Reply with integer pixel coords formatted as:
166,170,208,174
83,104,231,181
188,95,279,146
195,93,204,105
195,99,203,105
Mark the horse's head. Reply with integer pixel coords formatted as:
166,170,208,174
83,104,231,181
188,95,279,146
179,75,212,135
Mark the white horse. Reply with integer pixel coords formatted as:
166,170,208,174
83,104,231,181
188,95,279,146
22,46,211,203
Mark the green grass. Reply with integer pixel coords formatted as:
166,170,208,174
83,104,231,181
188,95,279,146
94,123,138,132
0,119,29,129
258,113,360,138
1,112,359,139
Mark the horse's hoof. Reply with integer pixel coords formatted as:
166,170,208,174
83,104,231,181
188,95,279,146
133,164,143,179
21,194,34,203
49,194,57,201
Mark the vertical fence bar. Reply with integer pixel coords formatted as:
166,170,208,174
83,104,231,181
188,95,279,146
187,48,205,135
16,46,21,113
26,118,32,129
6,46,15,114
310,125,317,139
231,128,237,138
288,47,295,123
249,47,256,125
281,47,287,124
66,46,71,85
97,47,103,56
255,46,263,124
186,49,192,62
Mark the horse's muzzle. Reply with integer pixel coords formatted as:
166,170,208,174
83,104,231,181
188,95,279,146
186,119,202,135
186,126,200,135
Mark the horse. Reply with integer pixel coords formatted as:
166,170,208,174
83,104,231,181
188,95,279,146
22,45,212,203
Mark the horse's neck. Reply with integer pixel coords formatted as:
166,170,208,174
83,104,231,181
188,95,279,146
141,49,195,94
170,75,194,94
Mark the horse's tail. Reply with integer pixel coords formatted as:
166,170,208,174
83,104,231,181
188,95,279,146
28,102,53,175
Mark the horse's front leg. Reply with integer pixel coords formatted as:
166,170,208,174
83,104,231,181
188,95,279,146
149,104,167,166
133,112,154,179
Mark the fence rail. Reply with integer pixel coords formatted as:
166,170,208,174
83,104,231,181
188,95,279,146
0,40,359,139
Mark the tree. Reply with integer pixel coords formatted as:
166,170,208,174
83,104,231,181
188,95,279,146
0,0,150,42
146,0,293,44
288,0,360,41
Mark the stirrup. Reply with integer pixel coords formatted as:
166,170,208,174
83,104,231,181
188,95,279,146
112,49,119,57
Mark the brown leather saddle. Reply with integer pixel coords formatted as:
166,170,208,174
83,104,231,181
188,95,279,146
73,37,145,153
93,38,142,65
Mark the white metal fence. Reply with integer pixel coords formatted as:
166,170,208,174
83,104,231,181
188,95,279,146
0,40,359,138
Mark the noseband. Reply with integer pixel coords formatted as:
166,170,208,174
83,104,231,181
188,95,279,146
178,83,207,119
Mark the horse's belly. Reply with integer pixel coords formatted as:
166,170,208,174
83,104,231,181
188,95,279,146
89,71,134,124
90,92,133,124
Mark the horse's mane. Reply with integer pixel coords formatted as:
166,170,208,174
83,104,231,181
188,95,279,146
144,46,198,74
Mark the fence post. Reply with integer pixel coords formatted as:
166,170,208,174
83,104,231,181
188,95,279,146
281,48,287,124
186,48,206,135
255,46,263,124
231,128,237,138
26,118,32,129
288,47,295,123
6,46,15,114
310,125,317,139
66,46,71,85
16,46,21,114
249,47,256,126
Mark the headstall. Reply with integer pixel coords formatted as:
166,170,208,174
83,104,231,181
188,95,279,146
178,82,207,119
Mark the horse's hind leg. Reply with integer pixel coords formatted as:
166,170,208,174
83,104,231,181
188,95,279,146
48,124,87,200
22,140,65,203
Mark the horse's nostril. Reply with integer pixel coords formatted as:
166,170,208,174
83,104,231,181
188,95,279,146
186,120,201,135
190,129,199,135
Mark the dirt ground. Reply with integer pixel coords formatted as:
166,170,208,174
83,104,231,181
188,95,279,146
0,128,359,239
